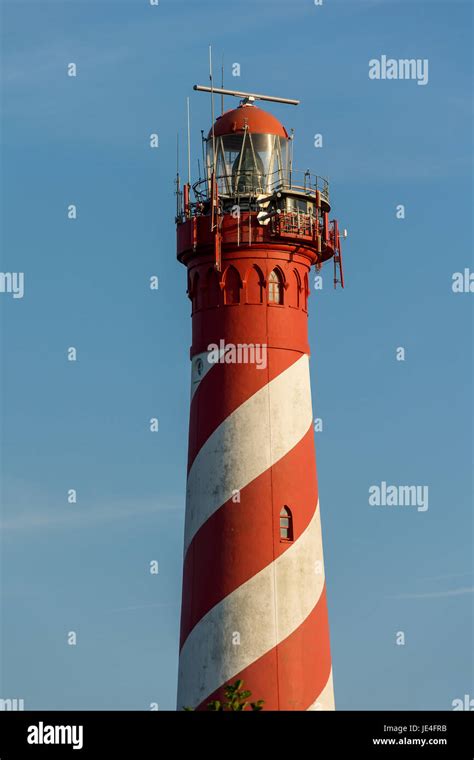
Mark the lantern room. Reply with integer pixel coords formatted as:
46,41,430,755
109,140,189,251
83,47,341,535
206,101,291,196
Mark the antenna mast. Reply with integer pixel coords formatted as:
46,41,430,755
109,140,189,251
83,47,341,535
209,46,216,175
175,132,180,219
186,96,191,187
221,56,224,115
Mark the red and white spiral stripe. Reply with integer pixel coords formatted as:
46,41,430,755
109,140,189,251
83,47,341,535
177,350,334,711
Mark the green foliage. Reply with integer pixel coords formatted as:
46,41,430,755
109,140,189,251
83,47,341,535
183,679,264,711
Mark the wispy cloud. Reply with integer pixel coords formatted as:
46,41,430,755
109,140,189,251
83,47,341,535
418,572,472,583
1,494,182,532
392,587,474,599
108,602,179,613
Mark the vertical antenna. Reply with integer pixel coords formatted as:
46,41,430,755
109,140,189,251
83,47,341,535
209,45,216,175
200,130,206,181
221,55,224,115
176,132,180,218
186,96,191,187
289,128,294,188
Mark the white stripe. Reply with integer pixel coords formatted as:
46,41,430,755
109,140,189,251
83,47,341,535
190,349,226,401
306,668,335,711
184,354,312,554
177,504,325,710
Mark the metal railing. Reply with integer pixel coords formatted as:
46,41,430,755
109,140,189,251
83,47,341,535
192,168,329,204
276,210,317,237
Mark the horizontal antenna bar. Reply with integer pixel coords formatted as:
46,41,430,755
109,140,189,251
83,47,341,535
193,84,299,106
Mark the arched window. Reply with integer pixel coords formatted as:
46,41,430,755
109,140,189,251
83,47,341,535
205,268,221,308
303,273,309,311
288,269,301,308
224,265,241,305
280,506,293,541
268,269,283,305
245,265,264,304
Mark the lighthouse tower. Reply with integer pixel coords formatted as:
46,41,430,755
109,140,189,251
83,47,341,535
175,87,344,711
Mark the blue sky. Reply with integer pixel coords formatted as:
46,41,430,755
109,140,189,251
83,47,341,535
0,0,472,710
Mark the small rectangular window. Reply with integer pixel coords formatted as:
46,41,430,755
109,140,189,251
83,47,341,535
279,506,293,541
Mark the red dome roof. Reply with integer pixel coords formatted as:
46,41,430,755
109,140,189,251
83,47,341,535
208,103,289,139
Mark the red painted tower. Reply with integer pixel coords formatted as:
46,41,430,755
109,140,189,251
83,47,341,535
176,87,344,711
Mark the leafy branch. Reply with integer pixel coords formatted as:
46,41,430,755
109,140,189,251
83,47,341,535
183,679,264,712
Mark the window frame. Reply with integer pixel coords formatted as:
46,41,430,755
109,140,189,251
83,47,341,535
279,506,293,542
268,269,284,306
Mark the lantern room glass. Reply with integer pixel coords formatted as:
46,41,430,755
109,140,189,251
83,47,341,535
206,133,289,196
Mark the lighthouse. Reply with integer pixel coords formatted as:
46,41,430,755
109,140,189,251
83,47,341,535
175,86,344,711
